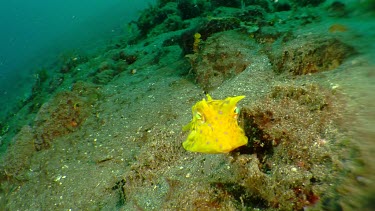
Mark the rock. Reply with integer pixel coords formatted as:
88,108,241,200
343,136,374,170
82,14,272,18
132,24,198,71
186,31,255,91
267,36,356,75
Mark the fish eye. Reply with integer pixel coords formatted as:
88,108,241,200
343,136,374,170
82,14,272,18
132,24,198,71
234,107,240,114
195,112,202,120
195,112,205,122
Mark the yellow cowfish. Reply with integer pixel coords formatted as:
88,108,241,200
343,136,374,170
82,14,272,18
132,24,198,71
182,94,248,153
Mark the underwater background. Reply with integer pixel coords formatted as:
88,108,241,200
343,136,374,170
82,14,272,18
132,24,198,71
0,0,154,124
0,0,374,210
